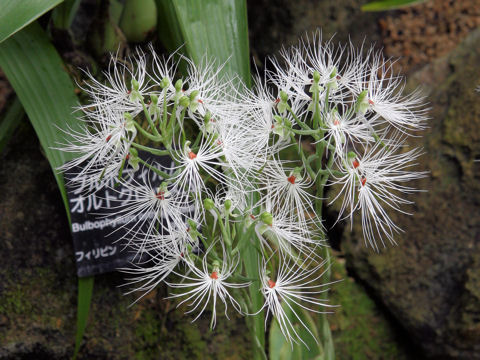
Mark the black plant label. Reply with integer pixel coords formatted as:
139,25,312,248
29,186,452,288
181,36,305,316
64,152,174,277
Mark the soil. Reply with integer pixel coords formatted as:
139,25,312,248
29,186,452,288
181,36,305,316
379,0,480,73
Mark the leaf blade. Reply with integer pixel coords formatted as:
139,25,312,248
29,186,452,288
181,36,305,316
156,0,251,86
0,21,82,215
0,0,64,43
0,97,25,153
73,276,94,360
361,0,428,11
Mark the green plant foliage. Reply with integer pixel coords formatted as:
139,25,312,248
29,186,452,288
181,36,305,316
73,277,94,359
362,0,428,11
50,0,82,30
269,302,324,360
0,97,24,153
0,0,64,43
156,0,251,87
0,22,81,214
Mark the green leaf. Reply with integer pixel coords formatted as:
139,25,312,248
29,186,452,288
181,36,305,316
269,302,324,360
361,0,428,11
155,0,184,55
0,0,64,43
51,0,82,30
0,97,25,153
73,276,94,360
156,0,251,87
0,21,82,216
0,22,94,359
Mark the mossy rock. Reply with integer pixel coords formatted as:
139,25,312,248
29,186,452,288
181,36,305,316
338,29,480,359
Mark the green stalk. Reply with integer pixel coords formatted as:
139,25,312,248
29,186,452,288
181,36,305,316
142,100,161,137
137,157,172,179
133,121,162,142
130,141,170,156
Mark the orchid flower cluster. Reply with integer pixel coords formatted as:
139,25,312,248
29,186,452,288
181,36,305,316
60,37,426,347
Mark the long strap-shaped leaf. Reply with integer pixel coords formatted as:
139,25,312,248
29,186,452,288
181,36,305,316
0,0,64,43
0,97,24,153
362,0,428,11
0,22,94,359
156,0,251,87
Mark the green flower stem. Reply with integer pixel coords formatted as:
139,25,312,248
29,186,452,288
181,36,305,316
130,141,170,156
160,90,169,135
178,107,187,146
137,157,172,179
290,134,317,181
117,155,127,181
142,100,161,138
291,128,321,136
214,208,232,250
133,121,162,142
287,105,319,139
165,100,179,148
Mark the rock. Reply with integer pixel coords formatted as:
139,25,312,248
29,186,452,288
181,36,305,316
339,28,480,359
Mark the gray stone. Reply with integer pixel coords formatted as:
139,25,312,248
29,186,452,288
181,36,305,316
339,28,480,359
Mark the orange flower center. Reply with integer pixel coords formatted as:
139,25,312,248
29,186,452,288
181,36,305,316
188,151,197,160
361,176,366,186
268,279,276,288
287,175,296,184
210,271,218,280
352,159,360,169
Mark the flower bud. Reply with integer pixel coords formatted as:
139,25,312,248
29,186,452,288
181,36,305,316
160,77,170,89
150,94,158,106
260,212,273,226
224,199,232,212
313,70,321,83
175,79,183,92
204,198,215,211
131,79,140,91
189,90,200,102
347,151,357,160
179,95,190,108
